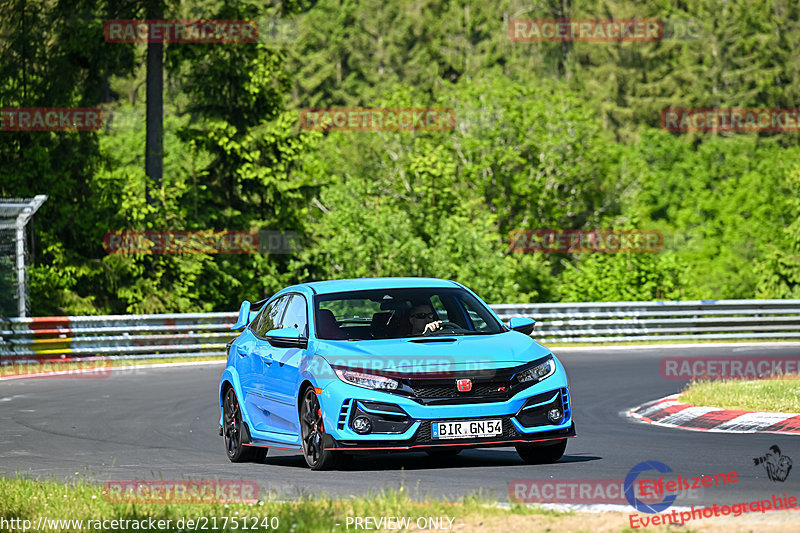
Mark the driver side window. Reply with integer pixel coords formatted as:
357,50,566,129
254,296,289,337
280,294,308,337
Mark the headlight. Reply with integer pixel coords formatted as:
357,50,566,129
516,357,556,384
334,368,399,390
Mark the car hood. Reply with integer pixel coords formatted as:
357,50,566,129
312,332,551,375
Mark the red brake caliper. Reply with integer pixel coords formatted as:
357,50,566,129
318,408,323,431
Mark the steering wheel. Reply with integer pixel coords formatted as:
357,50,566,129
424,321,463,334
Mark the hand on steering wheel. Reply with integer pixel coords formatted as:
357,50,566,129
423,320,460,334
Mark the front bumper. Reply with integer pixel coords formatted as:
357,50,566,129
318,375,575,451
326,421,575,451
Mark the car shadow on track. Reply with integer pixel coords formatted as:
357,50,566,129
263,450,601,471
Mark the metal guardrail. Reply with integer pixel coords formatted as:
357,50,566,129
492,299,800,343
0,312,237,362
1,300,799,363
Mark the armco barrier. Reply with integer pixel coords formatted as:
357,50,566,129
0,312,237,362
1,300,799,363
493,299,800,343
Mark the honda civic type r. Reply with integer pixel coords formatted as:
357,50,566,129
218,277,575,470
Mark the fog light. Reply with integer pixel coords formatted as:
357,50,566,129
547,408,562,422
352,416,372,434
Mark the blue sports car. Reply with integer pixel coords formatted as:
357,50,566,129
218,277,575,470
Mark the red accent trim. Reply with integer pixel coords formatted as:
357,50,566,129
327,435,575,451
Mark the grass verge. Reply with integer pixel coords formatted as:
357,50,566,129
679,378,800,413
5,477,800,532
0,477,567,533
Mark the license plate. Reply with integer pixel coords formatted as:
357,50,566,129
431,419,502,440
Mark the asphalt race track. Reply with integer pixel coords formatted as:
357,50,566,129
2,344,798,506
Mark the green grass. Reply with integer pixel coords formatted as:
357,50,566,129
0,477,567,533
679,378,800,413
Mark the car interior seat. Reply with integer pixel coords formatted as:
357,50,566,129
317,309,348,339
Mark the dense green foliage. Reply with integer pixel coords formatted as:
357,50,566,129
1,0,799,315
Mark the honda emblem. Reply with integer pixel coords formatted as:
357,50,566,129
456,378,472,392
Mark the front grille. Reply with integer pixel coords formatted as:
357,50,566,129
412,416,520,442
397,359,550,404
409,381,511,400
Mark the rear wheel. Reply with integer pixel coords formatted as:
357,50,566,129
515,439,567,464
223,388,267,463
300,387,348,470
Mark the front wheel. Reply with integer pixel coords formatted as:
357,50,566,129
300,388,348,470
516,439,567,464
223,388,267,463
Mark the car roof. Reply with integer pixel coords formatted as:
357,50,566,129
296,277,462,295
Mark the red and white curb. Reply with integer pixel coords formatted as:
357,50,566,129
627,394,800,435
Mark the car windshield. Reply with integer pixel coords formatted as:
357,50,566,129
314,287,505,340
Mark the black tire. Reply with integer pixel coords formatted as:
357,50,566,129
223,388,267,463
425,447,462,457
515,439,567,464
299,387,347,470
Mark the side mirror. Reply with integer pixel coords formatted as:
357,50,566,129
232,301,258,330
509,317,536,335
265,327,308,349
